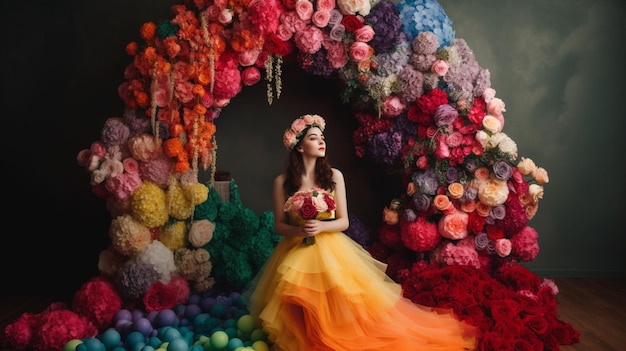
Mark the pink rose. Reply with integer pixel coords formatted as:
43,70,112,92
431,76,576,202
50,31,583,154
295,0,313,21
312,9,330,27
487,97,506,115
438,210,469,240
238,49,260,67
446,131,463,148
241,67,261,86
354,24,374,42
431,59,450,76
206,5,221,20
76,149,91,167
349,41,370,62
291,118,308,133
174,81,194,104
317,0,336,11
123,157,139,174
276,24,293,41
495,238,512,257
90,141,107,158
217,8,234,24
381,96,405,118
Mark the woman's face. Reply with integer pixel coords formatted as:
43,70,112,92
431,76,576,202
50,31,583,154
298,126,326,158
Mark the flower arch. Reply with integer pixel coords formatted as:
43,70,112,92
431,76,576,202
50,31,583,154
67,0,580,349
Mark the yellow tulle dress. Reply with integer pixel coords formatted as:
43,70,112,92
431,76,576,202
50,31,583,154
243,195,477,351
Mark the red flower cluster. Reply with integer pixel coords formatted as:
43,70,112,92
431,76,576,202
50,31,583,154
401,262,580,351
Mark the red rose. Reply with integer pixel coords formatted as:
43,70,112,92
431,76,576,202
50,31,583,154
479,331,513,351
264,34,290,56
323,192,336,210
525,315,549,335
300,197,318,219
341,15,363,32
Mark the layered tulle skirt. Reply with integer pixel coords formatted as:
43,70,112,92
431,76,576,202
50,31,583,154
243,231,476,351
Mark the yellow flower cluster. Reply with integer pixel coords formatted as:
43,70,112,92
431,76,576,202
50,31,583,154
131,181,169,228
167,178,210,220
159,221,187,251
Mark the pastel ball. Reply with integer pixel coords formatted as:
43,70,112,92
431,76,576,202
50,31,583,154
100,328,121,348
236,315,256,334
166,338,188,351
224,327,238,339
132,309,145,321
200,296,216,313
155,309,178,327
249,329,267,343
210,330,230,349
183,304,202,321
114,309,132,323
124,331,146,348
251,340,269,351
161,327,182,342
227,338,244,351
188,293,202,305
210,303,227,318
76,338,105,351
62,339,83,351
133,317,153,335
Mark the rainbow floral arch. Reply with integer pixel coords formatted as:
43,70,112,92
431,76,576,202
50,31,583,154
2,0,580,351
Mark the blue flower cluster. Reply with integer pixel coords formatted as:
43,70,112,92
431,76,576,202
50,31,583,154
396,0,455,47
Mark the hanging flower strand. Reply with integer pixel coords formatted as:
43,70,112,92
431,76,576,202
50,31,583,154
265,54,274,105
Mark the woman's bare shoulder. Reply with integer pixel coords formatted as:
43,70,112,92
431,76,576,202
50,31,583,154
331,168,344,179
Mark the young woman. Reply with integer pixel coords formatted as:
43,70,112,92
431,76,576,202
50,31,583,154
243,114,476,351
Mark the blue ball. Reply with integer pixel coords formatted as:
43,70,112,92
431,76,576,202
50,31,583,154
227,337,244,351
167,338,189,351
124,331,146,348
210,303,227,318
99,328,121,349
161,327,183,342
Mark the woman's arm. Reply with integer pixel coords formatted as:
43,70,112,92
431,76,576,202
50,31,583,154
272,173,306,238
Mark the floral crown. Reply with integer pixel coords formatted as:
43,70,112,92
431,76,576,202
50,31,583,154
282,114,326,150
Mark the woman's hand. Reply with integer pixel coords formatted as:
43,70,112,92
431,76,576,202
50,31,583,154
301,219,323,237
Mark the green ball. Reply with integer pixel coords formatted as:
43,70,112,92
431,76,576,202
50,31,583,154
210,330,230,349
236,315,256,334
249,329,267,343
62,339,83,351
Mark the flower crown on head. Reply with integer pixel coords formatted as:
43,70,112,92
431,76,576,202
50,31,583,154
282,114,326,150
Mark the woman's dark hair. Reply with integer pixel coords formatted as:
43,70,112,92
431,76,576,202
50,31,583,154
283,130,334,195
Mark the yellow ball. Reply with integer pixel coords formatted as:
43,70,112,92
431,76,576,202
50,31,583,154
62,339,83,351
237,314,256,334
251,340,269,351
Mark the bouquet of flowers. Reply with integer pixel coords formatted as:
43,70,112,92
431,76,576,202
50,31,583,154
284,187,336,245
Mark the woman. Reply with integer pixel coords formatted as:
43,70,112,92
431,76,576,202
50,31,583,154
243,114,476,351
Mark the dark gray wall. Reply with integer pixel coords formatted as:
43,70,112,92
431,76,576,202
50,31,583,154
2,0,624,297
